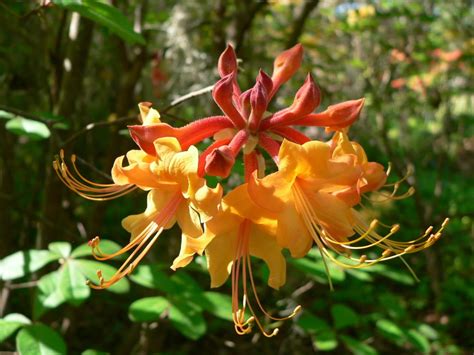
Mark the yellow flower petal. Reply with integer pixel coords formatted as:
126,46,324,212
249,224,286,289
205,213,242,288
111,151,159,188
171,203,206,270
122,189,178,241
276,203,313,258
138,102,161,125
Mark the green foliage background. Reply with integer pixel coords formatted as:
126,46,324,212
0,0,472,354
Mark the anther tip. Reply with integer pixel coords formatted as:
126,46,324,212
404,245,415,253
271,328,279,337
59,149,64,159
391,224,400,233
442,218,450,227
382,249,392,257
71,154,76,162
294,305,302,314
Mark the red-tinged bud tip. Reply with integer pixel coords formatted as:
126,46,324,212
289,74,321,116
250,81,268,116
212,73,234,105
271,43,303,92
204,146,235,178
326,98,365,129
257,69,273,95
218,44,238,78
239,89,252,118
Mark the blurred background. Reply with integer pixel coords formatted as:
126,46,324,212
0,0,473,354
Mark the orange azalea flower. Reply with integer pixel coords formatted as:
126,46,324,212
54,105,222,288
54,43,449,337
203,184,300,337
248,137,449,288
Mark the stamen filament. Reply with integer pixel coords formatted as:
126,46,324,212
87,193,183,289
53,152,136,201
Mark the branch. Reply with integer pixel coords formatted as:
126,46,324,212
59,115,137,148
232,0,268,53
162,84,215,113
286,0,320,48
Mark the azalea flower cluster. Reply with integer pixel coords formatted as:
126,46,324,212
54,44,448,337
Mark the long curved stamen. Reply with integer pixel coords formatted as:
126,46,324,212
53,150,135,201
86,193,183,289
292,182,449,271
364,185,415,203
247,255,301,322
231,220,296,337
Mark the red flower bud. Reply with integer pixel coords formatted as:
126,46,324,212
212,74,246,128
288,74,320,117
293,98,365,130
270,43,303,98
249,81,268,131
239,89,252,118
257,69,273,96
205,146,235,178
218,44,238,77
260,74,320,129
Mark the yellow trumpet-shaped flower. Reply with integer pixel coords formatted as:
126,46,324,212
55,134,222,289
249,137,449,287
203,184,300,337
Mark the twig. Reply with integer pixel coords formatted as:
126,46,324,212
0,282,11,317
291,280,315,298
162,84,215,113
0,104,56,125
74,156,114,181
59,115,137,148
60,84,215,147
7,280,39,290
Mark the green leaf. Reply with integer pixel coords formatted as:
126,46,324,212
0,314,31,343
54,0,146,45
59,261,90,304
313,330,338,351
340,335,378,355
376,319,405,343
81,350,109,355
169,301,206,340
129,296,169,322
0,110,16,120
3,314,31,324
378,293,406,319
289,257,345,284
346,269,373,282
331,304,359,330
71,239,124,259
129,264,176,293
75,259,130,294
405,329,430,353
16,324,67,355
0,250,59,281
34,271,66,318
201,292,234,321
417,323,438,340
297,312,331,333
369,264,415,285
48,242,72,258
5,117,50,140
